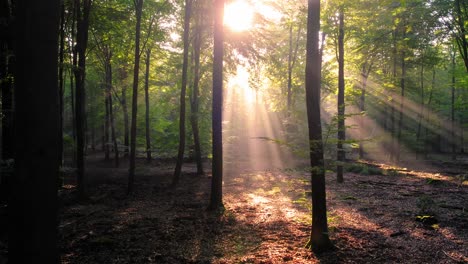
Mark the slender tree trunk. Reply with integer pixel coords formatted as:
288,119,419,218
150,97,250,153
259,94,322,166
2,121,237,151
173,0,192,186
144,48,152,161
451,49,456,160
358,62,371,159
304,0,332,253
424,68,435,159
128,0,143,194
390,28,397,162
336,9,345,183
104,87,110,160
9,0,60,262
416,60,424,159
0,0,13,162
74,0,92,199
209,0,224,211
190,13,204,175
287,23,301,113
396,36,406,162
105,49,119,167
455,0,468,72
58,0,66,168
122,84,129,156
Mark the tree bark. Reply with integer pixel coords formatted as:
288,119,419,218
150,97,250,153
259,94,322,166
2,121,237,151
451,49,456,160
58,0,65,167
144,48,152,161
190,11,204,175
336,8,345,183
9,0,60,262
128,0,143,194
105,48,119,167
209,0,224,211
172,0,192,186
74,0,92,199
396,29,406,162
0,0,13,162
304,0,333,253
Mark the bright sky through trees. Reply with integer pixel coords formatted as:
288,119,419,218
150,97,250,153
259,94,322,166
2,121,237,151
224,0,254,32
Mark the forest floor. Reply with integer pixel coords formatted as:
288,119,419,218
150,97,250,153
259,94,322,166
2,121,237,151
0,153,467,263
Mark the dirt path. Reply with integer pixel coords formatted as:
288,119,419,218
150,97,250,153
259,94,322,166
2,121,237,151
52,155,468,263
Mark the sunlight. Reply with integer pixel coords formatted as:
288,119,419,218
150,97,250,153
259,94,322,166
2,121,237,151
227,65,256,104
224,0,254,32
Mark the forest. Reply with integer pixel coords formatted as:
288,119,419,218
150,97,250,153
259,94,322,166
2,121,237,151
0,0,467,263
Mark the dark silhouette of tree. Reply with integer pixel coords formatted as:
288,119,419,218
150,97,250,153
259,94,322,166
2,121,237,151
128,0,143,194
74,0,92,199
144,48,152,161
336,8,345,183
9,0,60,262
304,0,333,253
209,0,224,211
190,2,204,175
0,0,14,193
173,0,192,186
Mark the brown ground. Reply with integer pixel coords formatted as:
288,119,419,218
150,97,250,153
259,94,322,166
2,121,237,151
51,153,468,264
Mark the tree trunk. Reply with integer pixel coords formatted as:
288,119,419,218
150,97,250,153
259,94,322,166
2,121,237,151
396,34,406,162
424,68,435,159
416,59,424,159
128,0,143,194
455,0,468,72
358,62,371,159
287,23,301,113
9,0,60,262
0,0,13,162
209,0,224,211
451,49,456,160
58,0,65,168
144,48,152,161
304,0,333,253
104,87,110,160
190,12,204,175
172,0,192,186
74,0,92,199
390,28,397,162
336,9,345,183
105,48,119,167
122,84,129,156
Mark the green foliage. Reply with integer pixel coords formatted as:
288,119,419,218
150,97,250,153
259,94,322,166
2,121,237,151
345,163,383,175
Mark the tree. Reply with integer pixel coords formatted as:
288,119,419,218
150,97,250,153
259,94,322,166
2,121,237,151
144,48,152,161
74,0,92,199
336,7,345,183
128,0,144,194
190,0,205,176
304,0,333,252
173,0,192,186
209,0,224,211
0,0,14,190
9,0,60,262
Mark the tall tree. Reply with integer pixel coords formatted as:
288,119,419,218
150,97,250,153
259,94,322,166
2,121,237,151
454,0,467,72
9,0,60,262
209,0,224,211
128,0,143,194
190,4,204,175
144,48,152,161
74,0,92,199
336,8,345,183
304,0,333,252
0,0,14,163
172,0,192,186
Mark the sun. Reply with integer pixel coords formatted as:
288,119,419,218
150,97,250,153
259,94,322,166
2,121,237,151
224,0,254,32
